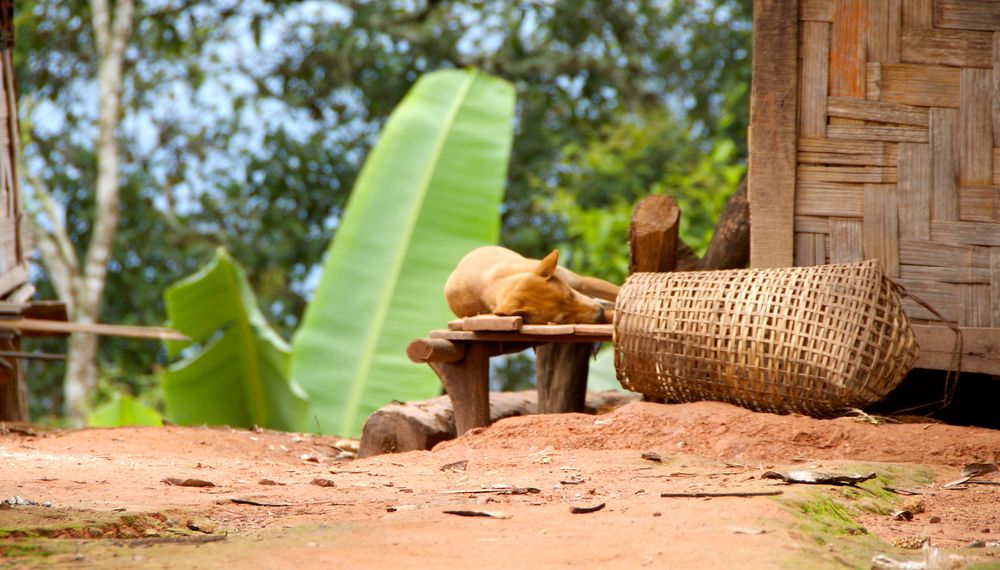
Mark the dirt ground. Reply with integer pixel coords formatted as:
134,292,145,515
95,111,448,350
2,400,1000,569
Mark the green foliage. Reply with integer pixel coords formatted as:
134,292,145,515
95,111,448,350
162,249,309,431
291,69,515,437
87,392,163,427
16,0,753,419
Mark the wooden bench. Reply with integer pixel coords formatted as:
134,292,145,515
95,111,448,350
409,187,749,436
406,315,613,435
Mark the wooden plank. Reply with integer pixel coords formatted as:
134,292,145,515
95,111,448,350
519,324,578,336
573,324,615,336
878,64,961,108
797,165,896,183
958,185,999,222
795,180,864,216
450,315,523,332
830,0,868,99
797,151,889,166
899,264,990,284
995,34,1000,147
884,142,900,165
799,21,830,138
901,0,932,29
962,284,992,326
898,279,962,322
932,221,1000,246
993,248,1000,327
867,0,900,63
995,149,1000,185
828,218,864,263
429,329,611,344
863,183,900,275
800,0,833,21
913,325,1000,375
826,96,928,126
934,0,1000,32
899,239,979,267
827,124,928,143
930,108,960,221
897,143,931,239
798,137,883,155
901,28,994,68
960,68,993,185
794,215,830,233
866,63,881,101
795,232,818,266
749,0,798,269
0,263,27,299
0,317,189,341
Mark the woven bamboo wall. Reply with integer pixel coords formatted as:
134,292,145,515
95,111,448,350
748,0,1000,374
0,0,28,300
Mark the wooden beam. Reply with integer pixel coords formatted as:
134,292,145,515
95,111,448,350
0,318,188,341
406,338,466,363
913,325,1000,375
749,0,798,268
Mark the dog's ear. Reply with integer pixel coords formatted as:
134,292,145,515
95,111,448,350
535,250,559,280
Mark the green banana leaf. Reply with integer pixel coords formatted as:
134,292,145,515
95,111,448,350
162,248,310,431
88,392,163,427
291,69,515,437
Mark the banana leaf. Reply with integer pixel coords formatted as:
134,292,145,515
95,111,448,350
291,69,515,437
162,248,310,431
88,392,163,427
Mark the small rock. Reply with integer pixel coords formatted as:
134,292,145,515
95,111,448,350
929,516,941,524
310,478,336,488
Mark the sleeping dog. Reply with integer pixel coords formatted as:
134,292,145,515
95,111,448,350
444,246,619,324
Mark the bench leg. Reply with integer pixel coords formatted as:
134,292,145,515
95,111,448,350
536,342,592,414
430,342,493,435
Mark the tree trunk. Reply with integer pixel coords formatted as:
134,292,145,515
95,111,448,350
61,0,134,426
359,390,642,457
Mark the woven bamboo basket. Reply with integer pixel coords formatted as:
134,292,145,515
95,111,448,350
613,260,919,416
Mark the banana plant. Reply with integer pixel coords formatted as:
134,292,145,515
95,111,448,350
161,248,310,431
291,69,515,437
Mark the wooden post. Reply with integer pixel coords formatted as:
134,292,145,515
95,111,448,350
429,342,493,435
748,0,799,268
0,330,26,421
629,195,680,274
535,342,592,414
699,178,750,271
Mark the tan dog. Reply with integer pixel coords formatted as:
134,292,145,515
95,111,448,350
444,246,620,324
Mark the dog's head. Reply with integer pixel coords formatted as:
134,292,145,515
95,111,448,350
493,250,606,324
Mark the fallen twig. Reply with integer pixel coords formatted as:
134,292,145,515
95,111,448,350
439,487,540,495
161,478,216,488
443,509,511,519
660,490,783,498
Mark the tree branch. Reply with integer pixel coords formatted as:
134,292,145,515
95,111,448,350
20,169,81,314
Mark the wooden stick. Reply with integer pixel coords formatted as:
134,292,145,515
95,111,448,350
406,338,466,363
660,490,783,498
0,318,188,341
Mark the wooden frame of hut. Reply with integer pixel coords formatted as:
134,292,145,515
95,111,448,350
748,0,1000,375
0,0,39,421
